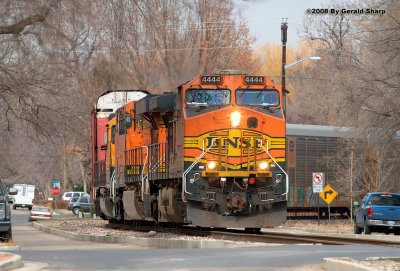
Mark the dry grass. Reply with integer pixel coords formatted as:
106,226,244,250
284,219,353,234
53,209,73,215
0,239,15,247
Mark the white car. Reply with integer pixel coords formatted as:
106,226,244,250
62,192,86,201
28,206,53,221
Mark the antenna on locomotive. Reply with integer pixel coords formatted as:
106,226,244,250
281,19,288,118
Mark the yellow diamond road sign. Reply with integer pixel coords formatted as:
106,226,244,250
319,184,338,204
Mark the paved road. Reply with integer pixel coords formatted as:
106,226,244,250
5,209,400,270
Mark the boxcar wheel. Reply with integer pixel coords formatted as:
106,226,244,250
354,224,362,234
363,223,371,235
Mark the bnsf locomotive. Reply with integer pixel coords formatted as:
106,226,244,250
91,70,288,231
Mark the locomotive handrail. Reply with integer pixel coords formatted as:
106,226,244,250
141,145,149,199
182,138,216,202
257,139,289,199
110,170,116,201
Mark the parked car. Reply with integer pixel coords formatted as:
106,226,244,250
28,206,53,221
71,196,92,215
354,192,400,235
67,197,80,211
0,180,17,242
62,191,86,201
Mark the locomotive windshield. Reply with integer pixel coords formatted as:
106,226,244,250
185,89,230,106
236,89,279,106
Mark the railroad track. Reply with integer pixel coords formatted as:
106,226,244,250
107,221,400,246
209,230,400,246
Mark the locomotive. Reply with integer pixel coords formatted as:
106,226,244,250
91,70,288,230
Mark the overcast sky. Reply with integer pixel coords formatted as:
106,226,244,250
233,0,336,47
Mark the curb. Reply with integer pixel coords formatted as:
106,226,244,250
323,258,378,271
0,253,23,271
323,257,400,271
32,222,265,249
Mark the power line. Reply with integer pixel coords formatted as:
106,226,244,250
0,154,62,158
56,46,250,54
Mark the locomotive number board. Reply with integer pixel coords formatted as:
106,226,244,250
244,76,264,84
201,75,222,84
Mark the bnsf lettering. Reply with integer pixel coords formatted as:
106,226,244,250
207,137,262,149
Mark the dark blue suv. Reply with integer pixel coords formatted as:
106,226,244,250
71,196,92,216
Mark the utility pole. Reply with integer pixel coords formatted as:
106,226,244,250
350,146,354,223
281,19,288,117
281,20,289,202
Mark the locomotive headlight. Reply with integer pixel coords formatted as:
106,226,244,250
257,160,269,171
207,161,218,170
231,111,241,127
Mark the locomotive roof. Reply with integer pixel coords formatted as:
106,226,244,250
96,90,148,112
287,123,358,138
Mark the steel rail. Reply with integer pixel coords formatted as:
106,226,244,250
209,230,400,246
107,221,400,246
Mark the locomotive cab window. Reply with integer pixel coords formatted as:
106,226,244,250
185,89,231,117
185,89,230,106
125,113,132,129
236,89,279,107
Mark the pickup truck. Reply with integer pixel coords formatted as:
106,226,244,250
354,192,400,235
0,180,18,241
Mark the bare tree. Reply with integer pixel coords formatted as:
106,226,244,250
0,0,256,195
297,0,400,192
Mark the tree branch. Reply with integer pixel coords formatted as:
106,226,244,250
0,0,58,35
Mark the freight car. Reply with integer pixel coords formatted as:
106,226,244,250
91,71,288,231
286,124,353,217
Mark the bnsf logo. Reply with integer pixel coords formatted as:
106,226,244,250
184,129,270,157
206,137,263,149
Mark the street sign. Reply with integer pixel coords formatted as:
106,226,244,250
312,172,325,193
51,186,60,196
51,179,60,188
319,184,338,204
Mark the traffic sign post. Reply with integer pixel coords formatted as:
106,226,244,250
51,179,61,188
319,184,338,224
51,186,60,197
312,172,325,193
51,179,61,210
312,172,325,226
319,184,338,204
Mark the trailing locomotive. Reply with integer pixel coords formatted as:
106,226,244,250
91,70,288,230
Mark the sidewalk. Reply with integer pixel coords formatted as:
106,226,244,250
0,252,22,271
